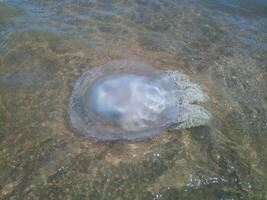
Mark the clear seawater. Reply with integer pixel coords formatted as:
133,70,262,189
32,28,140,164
0,0,266,199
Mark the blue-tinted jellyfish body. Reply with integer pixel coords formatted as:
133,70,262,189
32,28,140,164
69,60,211,140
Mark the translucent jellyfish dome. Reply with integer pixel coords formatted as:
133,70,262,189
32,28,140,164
68,60,211,140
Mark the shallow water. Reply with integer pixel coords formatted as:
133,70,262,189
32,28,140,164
0,0,266,199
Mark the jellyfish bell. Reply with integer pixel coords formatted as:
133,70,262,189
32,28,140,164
85,73,181,131
68,60,211,141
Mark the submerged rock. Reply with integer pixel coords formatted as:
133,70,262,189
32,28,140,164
69,60,211,140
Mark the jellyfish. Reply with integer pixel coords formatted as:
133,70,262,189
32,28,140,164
68,60,211,140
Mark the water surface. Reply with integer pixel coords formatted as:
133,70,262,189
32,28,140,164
0,0,267,199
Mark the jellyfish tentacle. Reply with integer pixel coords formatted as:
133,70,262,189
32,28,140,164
176,104,211,130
